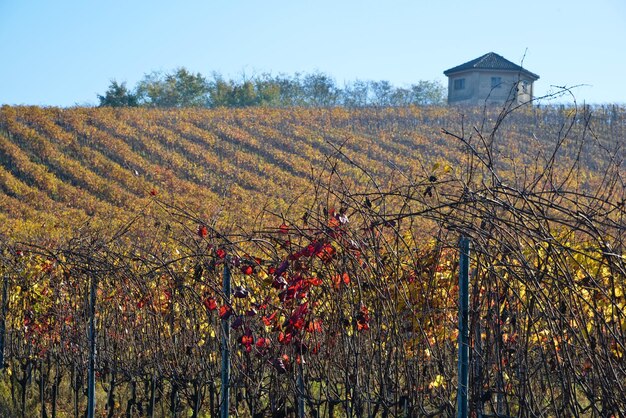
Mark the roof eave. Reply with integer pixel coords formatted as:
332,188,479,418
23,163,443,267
443,68,539,81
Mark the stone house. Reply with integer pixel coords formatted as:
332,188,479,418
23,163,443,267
444,52,539,105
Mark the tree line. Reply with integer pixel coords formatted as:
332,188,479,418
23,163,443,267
97,67,446,108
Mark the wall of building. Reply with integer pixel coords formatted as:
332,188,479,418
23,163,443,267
447,70,535,105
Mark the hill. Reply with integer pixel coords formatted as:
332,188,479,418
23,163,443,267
1,104,622,241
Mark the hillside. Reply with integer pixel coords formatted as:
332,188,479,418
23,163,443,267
0,104,623,240
0,104,624,416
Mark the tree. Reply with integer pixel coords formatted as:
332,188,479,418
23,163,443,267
171,68,211,107
209,73,303,108
207,74,235,108
101,68,446,109
409,80,445,105
391,87,412,106
341,79,370,107
370,80,394,107
253,74,282,107
97,81,138,107
273,73,306,107
136,68,210,108
231,80,259,107
302,72,340,107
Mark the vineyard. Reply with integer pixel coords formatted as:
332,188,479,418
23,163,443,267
0,104,624,417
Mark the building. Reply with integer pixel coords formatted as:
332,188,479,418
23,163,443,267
444,52,539,105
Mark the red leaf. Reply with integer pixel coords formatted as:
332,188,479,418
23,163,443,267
262,312,277,326
308,277,323,286
356,305,370,331
278,331,293,345
216,248,226,259
203,297,218,311
316,244,336,262
241,334,254,346
197,225,208,238
292,302,309,318
332,272,350,290
256,337,270,348
306,319,323,333
328,216,340,228
219,305,232,320
292,317,305,330
357,321,370,331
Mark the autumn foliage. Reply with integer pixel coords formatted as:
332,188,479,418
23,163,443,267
0,103,624,416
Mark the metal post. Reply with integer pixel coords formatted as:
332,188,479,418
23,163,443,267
0,275,8,369
220,264,231,418
297,363,305,418
87,276,97,418
457,237,470,418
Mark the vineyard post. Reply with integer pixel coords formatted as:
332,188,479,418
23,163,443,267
0,275,8,369
297,362,305,418
87,275,97,418
220,263,231,418
457,237,470,418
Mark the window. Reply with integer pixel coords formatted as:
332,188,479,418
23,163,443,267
491,77,502,89
453,78,465,90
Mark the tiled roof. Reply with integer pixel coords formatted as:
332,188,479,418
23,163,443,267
444,52,539,80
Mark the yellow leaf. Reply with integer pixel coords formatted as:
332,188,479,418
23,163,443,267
429,374,445,389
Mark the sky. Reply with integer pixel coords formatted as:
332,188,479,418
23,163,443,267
1,0,625,107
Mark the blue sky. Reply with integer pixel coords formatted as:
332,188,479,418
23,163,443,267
1,0,625,106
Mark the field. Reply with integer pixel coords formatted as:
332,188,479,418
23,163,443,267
0,104,624,416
